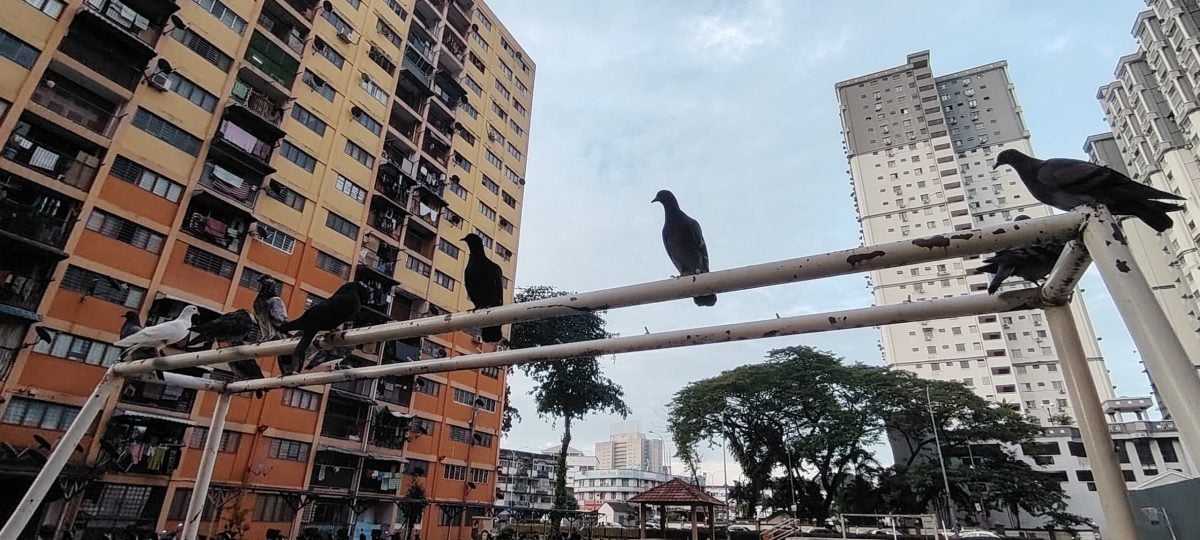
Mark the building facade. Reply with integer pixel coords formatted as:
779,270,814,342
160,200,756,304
835,51,1118,527
1091,1,1200,416
0,0,534,538
496,448,555,513
573,469,674,512
540,444,599,502
594,422,664,474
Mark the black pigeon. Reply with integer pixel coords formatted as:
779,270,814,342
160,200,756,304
994,149,1184,232
277,282,367,375
461,233,505,343
119,311,142,339
253,275,288,342
652,190,717,306
975,216,1066,294
304,345,353,371
187,309,265,396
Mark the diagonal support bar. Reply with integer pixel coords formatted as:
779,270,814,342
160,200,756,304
1040,240,1091,306
112,212,1085,376
220,289,1046,393
181,393,232,540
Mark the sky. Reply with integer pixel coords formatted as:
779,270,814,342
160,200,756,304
484,0,1150,484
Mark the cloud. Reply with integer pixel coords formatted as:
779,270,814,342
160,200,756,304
683,0,784,62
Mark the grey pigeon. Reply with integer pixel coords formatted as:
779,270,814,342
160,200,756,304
119,311,142,339
115,306,198,359
253,275,288,342
188,309,265,396
277,282,367,375
652,190,717,306
461,233,505,343
974,216,1066,294
304,345,354,371
994,149,1184,232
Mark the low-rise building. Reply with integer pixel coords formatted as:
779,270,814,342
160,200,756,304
497,448,556,511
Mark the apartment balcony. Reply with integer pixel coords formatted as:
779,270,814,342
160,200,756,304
212,119,277,175
1109,420,1177,434
368,199,406,242
2,126,101,193
402,44,436,91
431,72,466,112
414,161,447,199
380,145,418,180
30,74,121,138
375,171,410,209
421,132,451,168
311,449,360,490
244,32,301,89
411,0,442,34
182,194,252,254
331,379,376,401
280,0,318,22
403,219,438,255
421,338,447,359
359,458,404,493
197,160,262,210
57,22,147,89
118,380,197,413
376,374,414,407
100,413,188,475
438,31,466,75
384,340,421,363
257,1,308,57
0,177,81,254
368,412,410,450
226,79,286,141
76,0,173,59
0,263,53,320
321,402,368,441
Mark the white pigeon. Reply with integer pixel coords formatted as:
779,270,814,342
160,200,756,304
115,305,199,360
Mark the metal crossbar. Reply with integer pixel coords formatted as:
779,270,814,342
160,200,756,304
3,206,1196,540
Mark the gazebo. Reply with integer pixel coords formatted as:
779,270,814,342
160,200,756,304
628,479,723,540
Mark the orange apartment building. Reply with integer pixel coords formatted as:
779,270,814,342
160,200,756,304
0,0,534,538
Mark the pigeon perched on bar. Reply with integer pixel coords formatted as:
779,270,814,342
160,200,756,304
277,282,366,375
253,275,288,342
187,309,265,396
115,305,198,360
974,216,1066,294
119,311,143,339
461,233,505,343
652,189,717,306
993,149,1184,232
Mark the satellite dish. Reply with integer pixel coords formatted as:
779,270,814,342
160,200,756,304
33,327,56,344
361,73,371,82
169,15,186,29
450,175,460,183
351,106,364,118
155,58,174,73
471,24,479,32
322,1,333,11
467,481,477,490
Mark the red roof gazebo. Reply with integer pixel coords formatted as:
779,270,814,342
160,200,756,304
628,479,723,540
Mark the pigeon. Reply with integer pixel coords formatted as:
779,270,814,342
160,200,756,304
304,345,354,371
461,233,505,343
188,309,256,348
276,282,367,375
253,275,288,342
994,149,1185,232
652,189,717,306
114,305,199,359
119,311,142,339
974,216,1067,294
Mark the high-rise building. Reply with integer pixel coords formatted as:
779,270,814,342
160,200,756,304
1091,2,1200,416
496,448,556,513
0,0,533,538
594,422,664,474
835,51,1119,526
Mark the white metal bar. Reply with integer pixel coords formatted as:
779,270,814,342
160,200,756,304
181,393,232,540
1080,205,1200,460
0,373,123,540
112,213,1085,376
1041,240,1091,305
223,289,1045,393
1044,305,1139,539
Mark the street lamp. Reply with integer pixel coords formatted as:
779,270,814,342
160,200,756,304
926,385,958,530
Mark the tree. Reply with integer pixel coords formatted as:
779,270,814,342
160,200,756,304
510,285,631,525
501,381,521,434
398,482,428,540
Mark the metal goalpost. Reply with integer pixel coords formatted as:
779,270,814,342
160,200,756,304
3,205,1198,540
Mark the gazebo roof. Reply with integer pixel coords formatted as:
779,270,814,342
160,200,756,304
627,479,722,506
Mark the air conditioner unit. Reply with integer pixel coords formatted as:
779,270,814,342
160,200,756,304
338,29,356,43
148,72,173,91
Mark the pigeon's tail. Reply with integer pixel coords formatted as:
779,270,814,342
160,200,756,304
986,265,1016,295
481,325,504,343
1122,200,1185,233
289,331,316,375
693,294,718,307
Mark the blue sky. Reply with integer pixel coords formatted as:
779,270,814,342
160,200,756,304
487,0,1150,480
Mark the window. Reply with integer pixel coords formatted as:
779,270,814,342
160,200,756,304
454,153,473,172
473,229,494,249
335,174,367,202
438,238,461,259
482,176,500,194
108,157,182,202
321,7,353,34
326,211,359,239
476,396,497,412
267,438,310,461
470,31,490,52
279,141,316,172
86,209,165,253
166,72,217,111
406,256,431,277
255,224,296,254
460,100,479,119
463,75,482,95
502,191,517,208
266,181,306,210
32,331,120,367
193,0,247,34
448,179,468,199
316,250,350,277
471,467,491,483
487,124,505,146
434,270,455,291
61,266,145,308
377,19,403,48
291,105,328,135
453,388,475,406
449,425,471,442
303,70,335,101
238,267,267,289
513,101,527,117
1159,439,1179,462
479,202,496,221
507,142,523,161
414,377,440,395
345,140,375,168
188,428,242,452
508,119,525,138
353,108,383,135
485,150,503,169
360,75,389,104
491,101,508,120
254,494,295,523
23,0,64,18
171,27,232,71
515,79,529,97
481,366,500,378
282,388,321,410
499,218,514,234
493,78,511,99
133,109,201,155
184,246,236,277
3,398,79,430
503,167,522,185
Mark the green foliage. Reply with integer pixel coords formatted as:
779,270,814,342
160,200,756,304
511,285,631,525
501,381,521,434
399,482,428,540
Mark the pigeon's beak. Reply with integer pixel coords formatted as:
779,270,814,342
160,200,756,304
992,161,1002,170
651,196,660,203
